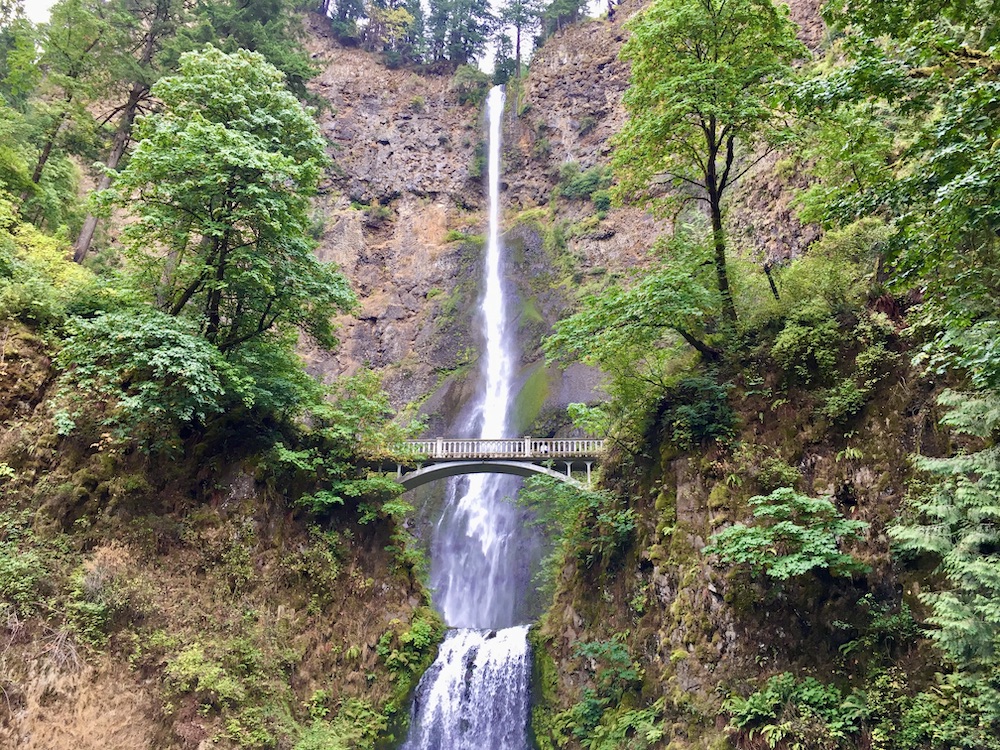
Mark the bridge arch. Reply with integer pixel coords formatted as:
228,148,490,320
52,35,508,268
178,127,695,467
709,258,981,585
398,461,585,491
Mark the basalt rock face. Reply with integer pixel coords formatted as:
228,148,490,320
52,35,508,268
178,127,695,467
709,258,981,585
302,16,485,425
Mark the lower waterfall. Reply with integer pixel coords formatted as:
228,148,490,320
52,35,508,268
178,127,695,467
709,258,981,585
401,627,532,750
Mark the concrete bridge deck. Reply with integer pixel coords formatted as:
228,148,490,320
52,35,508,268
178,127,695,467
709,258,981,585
394,437,605,490
403,437,605,461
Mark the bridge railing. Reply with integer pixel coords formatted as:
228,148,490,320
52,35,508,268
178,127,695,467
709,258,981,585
403,437,605,460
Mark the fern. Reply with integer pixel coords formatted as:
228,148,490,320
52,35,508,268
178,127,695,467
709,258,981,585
891,389,1000,733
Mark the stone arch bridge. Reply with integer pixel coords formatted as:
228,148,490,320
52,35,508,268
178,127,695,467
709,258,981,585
393,437,605,491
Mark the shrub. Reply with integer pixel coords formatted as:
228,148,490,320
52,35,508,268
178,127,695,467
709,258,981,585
0,212,95,328
557,162,612,200
771,301,842,386
0,512,48,615
450,65,490,107
725,673,866,749
165,644,247,709
704,487,869,580
518,475,636,594
652,375,736,450
55,308,236,443
592,189,612,216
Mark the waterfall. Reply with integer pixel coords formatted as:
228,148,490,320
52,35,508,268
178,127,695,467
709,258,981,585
403,86,533,750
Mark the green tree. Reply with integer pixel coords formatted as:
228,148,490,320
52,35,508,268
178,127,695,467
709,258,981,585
804,4,1000,742
890,390,1000,738
362,0,415,55
322,0,366,43
614,0,805,324
498,0,542,78
174,0,315,95
545,232,721,366
540,0,585,38
426,0,492,65
100,46,355,354
27,0,117,190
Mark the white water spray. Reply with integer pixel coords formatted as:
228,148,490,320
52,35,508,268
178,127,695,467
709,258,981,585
404,86,533,750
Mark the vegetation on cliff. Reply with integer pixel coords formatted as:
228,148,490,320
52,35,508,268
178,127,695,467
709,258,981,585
528,0,1000,748
0,21,434,747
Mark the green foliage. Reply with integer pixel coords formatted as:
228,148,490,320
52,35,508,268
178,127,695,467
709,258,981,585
836,593,918,660
449,63,490,106
518,476,635,593
265,370,422,519
724,672,866,749
55,309,235,443
591,189,611,216
165,643,249,709
770,301,842,386
547,638,658,749
427,0,492,66
0,198,95,327
652,375,736,449
293,699,388,750
890,389,1000,732
375,607,443,684
704,488,870,580
0,510,50,615
556,162,612,200
546,231,719,368
615,0,806,324
584,700,665,750
540,0,586,37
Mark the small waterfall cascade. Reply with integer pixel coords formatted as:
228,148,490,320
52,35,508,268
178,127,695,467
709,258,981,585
402,86,534,750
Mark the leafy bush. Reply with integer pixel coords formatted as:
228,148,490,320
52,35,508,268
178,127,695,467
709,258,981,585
551,639,652,747
891,389,1000,734
592,189,612,216
518,476,636,587
0,511,49,615
756,456,801,492
294,699,388,750
0,208,95,328
55,308,236,443
67,546,150,645
771,301,842,386
820,378,869,421
557,162,612,200
704,487,869,580
653,375,736,449
165,643,248,709
450,65,491,106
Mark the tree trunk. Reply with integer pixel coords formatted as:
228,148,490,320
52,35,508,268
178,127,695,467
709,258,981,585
74,0,167,262
703,116,737,325
675,327,722,362
24,94,72,198
73,83,147,262
764,262,780,301
709,194,737,325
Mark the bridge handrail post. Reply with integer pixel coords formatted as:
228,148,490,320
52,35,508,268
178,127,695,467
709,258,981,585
523,436,531,458
435,437,444,459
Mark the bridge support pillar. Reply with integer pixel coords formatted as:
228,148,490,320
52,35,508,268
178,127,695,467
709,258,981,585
564,461,572,478
585,461,593,487
396,464,402,478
